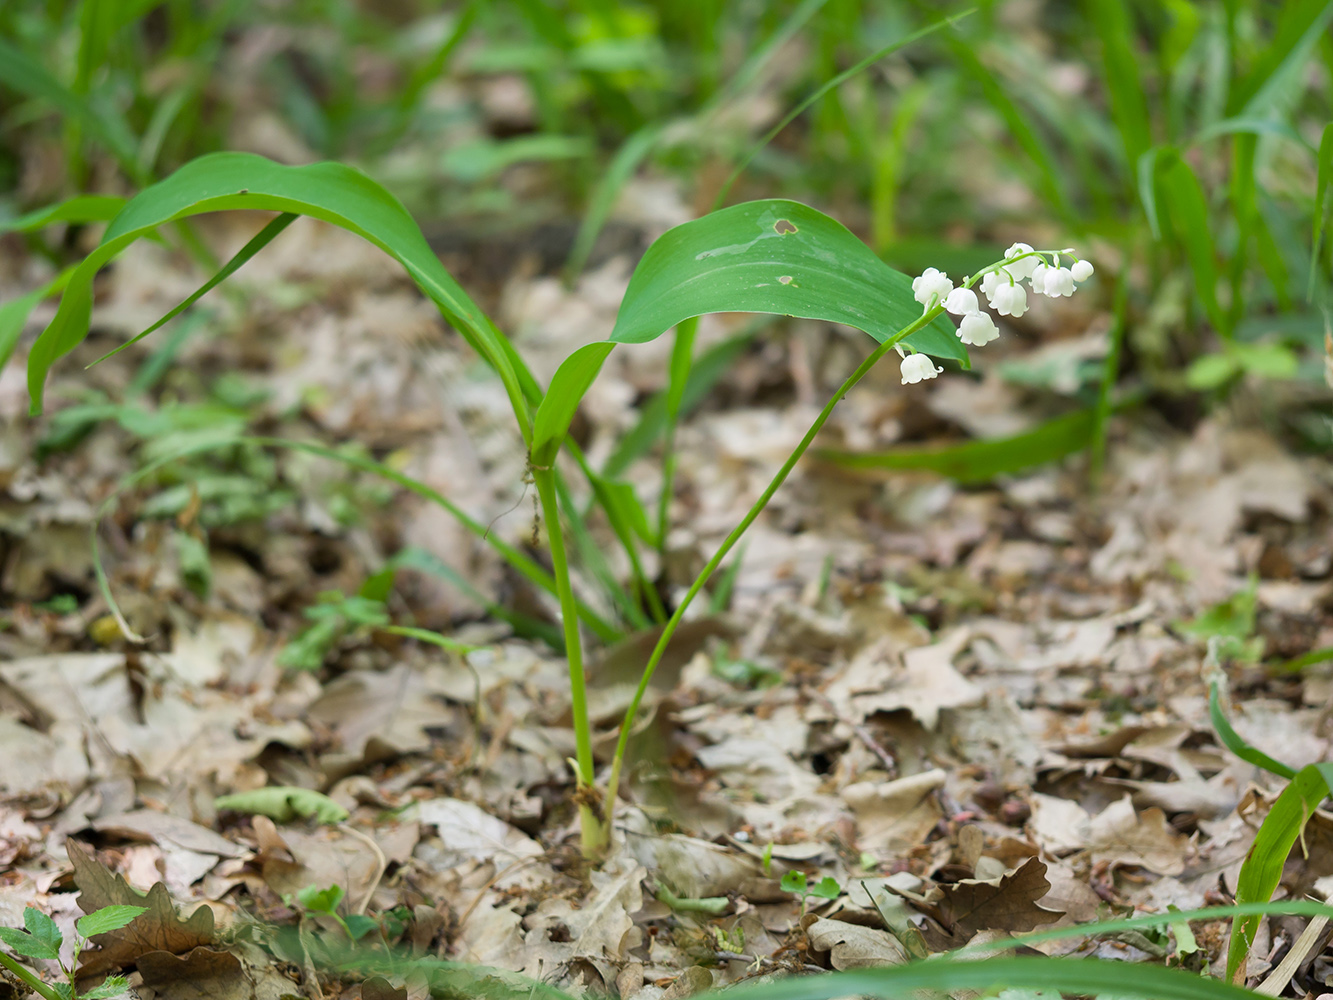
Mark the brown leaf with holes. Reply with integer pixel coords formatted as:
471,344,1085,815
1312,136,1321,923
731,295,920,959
928,857,1064,941
68,841,214,977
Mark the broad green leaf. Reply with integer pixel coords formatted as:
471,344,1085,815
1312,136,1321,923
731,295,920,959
75,905,147,939
26,153,529,437
0,926,59,961
1185,352,1241,389
23,908,62,955
1226,763,1333,982
0,195,127,235
215,786,349,824
820,409,1097,482
609,200,966,362
343,914,379,941
1157,151,1227,336
530,342,615,468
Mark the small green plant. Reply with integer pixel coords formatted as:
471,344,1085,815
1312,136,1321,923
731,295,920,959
779,870,841,916
0,904,146,1000
279,592,390,672
290,885,379,944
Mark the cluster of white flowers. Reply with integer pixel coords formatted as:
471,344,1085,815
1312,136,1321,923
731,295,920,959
901,243,1094,385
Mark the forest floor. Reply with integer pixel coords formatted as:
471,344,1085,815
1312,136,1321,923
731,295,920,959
2,187,1332,1000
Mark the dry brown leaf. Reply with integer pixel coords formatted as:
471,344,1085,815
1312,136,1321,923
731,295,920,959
69,842,214,977
844,770,945,855
1088,798,1188,876
360,977,407,1000
927,857,1064,941
136,947,250,1000
806,918,909,969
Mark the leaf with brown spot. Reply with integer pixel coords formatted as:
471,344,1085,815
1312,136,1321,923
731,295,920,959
929,857,1063,940
68,841,214,976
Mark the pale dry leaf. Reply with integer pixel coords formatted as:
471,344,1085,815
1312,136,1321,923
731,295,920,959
806,918,909,969
1026,794,1091,855
1087,797,1188,876
412,798,542,868
843,770,945,855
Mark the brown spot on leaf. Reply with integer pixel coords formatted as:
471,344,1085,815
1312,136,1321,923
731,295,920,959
773,219,798,235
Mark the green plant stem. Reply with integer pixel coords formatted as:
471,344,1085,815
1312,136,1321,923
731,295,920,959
532,467,607,858
604,305,941,811
0,951,62,1000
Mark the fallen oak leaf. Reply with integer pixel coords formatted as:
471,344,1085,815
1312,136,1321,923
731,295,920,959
67,841,213,977
136,947,252,1000
924,857,1064,941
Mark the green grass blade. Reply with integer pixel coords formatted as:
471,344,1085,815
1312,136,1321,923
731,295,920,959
723,955,1262,1000
1311,121,1333,301
0,267,76,373
379,625,479,656
564,123,666,283
1274,644,1333,673
1158,150,1228,336
820,408,1098,482
1208,678,1297,779
89,212,298,367
25,153,530,441
0,37,140,178
0,195,127,234
609,199,966,362
1088,0,1153,171
1229,0,1333,115
714,12,972,210
1227,762,1333,982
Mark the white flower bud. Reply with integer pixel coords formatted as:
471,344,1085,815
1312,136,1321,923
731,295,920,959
958,311,999,346
912,268,953,309
900,353,943,384
1003,242,1039,281
944,287,979,316
1071,259,1094,282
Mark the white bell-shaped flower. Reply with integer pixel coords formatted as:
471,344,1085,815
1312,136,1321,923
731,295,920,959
944,287,979,316
912,268,953,309
958,311,999,346
1003,242,1040,281
1044,266,1075,297
989,280,1027,318
1029,261,1050,294
900,352,943,384
1071,259,1094,282
980,270,1004,299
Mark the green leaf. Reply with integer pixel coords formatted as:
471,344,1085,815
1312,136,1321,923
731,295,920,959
1310,121,1333,301
810,877,841,900
75,905,147,939
530,342,615,468
343,914,378,941
1208,679,1296,780
91,213,298,367
1228,0,1333,116
296,884,345,915
1157,151,1227,336
1226,763,1333,982
23,908,62,956
26,153,529,436
1185,352,1241,390
0,268,77,375
608,200,967,363
215,786,349,824
79,975,132,999
1087,0,1153,170
0,927,57,961
819,409,1098,482
779,870,806,894
0,196,127,235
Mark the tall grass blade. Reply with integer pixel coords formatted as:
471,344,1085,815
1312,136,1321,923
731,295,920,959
0,195,127,234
